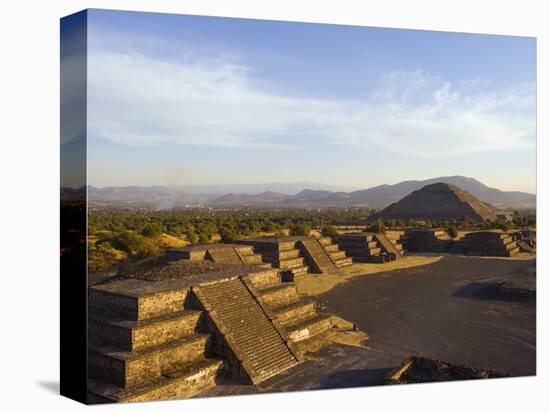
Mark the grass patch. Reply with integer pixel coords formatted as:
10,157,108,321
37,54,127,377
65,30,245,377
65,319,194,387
294,256,444,296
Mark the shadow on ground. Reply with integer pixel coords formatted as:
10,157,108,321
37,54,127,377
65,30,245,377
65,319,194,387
452,282,506,300
314,367,391,390
36,380,59,394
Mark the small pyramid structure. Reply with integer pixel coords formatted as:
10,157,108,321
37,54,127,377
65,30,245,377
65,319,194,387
373,183,500,223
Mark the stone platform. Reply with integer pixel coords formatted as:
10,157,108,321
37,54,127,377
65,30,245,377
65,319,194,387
88,257,338,402
399,229,453,253
462,231,520,257
165,244,270,268
235,236,351,276
337,233,403,263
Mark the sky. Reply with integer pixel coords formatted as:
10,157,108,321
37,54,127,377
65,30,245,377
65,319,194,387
70,9,536,192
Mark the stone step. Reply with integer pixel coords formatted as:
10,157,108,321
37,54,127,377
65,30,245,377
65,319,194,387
236,332,288,351
284,313,333,343
374,234,403,258
274,299,316,325
252,352,297,372
240,254,264,266
246,341,294,362
88,334,210,388
87,358,224,403
329,250,347,260
233,245,255,255
339,240,380,250
193,278,299,384
288,265,309,276
89,279,189,321
317,237,333,246
508,247,520,256
338,246,381,257
338,234,375,243
206,248,244,265
299,239,337,273
323,244,340,253
88,310,202,352
258,283,300,308
263,249,302,260
334,257,353,267
273,257,307,269
243,269,281,289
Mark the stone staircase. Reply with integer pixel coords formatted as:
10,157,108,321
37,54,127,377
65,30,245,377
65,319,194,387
317,237,353,268
374,233,404,259
337,233,402,263
462,232,519,257
192,276,299,384
206,247,243,265
236,238,310,278
245,269,334,354
87,258,341,401
298,239,338,273
512,230,536,253
87,278,224,403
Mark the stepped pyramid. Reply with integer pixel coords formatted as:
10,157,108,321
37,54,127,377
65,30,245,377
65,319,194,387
373,183,500,223
337,233,404,263
399,229,453,253
462,231,520,257
166,244,271,268
236,236,351,276
87,257,337,402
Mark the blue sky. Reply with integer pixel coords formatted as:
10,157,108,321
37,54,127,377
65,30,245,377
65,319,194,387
79,9,536,192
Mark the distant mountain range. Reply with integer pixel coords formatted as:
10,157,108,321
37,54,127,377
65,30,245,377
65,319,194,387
208,176,535,209
62,176,535,209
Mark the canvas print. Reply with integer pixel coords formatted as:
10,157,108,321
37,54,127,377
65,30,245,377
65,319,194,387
60,9,536,404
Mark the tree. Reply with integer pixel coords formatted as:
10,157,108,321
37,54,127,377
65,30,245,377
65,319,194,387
197,231,211,244
321,225,339,239
219,226,238,243
141,222,163,238
185,229,199,244
370,219,385,233
290,223,311,236
109,231,159,258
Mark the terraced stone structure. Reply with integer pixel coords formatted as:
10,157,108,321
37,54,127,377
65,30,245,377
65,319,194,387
399,229,453,253
337,233,404,263
236,236,351,276
87,257,336,402
462,231,519,257
165,244,270,268
512,230,536,253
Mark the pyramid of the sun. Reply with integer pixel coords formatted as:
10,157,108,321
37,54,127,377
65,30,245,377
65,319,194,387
374,182,500,223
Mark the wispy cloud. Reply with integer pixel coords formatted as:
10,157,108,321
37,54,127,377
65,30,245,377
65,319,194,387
87,49,535,157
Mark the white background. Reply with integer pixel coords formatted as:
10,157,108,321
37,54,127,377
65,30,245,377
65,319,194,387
0,1,547,412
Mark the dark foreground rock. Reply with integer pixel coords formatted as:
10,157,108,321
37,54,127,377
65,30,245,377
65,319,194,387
386,356,511,384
